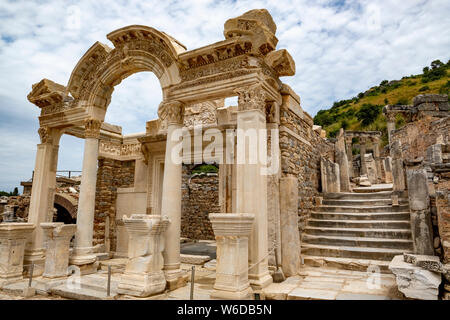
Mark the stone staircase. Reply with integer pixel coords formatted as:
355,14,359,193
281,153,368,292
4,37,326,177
302,187,414,272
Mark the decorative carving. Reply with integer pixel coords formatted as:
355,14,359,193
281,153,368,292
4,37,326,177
265,100,279,123
157,101,184,125
183,101,218,127
385,112,397,122
84,119,102,138
38,126,52,144
235,84,267,112
99,141,121,156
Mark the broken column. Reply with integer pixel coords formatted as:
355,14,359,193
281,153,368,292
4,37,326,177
209,213,254,299
406,168,434,255
320,157,340,193
279,175,300,277
345,136,354,178
385,112,396,146
0,223,35,285
365,153,378,184
359,137,368,176
391,140,406,191
384,156,393,183
41,223,76,278
335,129,351,191
372,136,382,183
117,214,170,297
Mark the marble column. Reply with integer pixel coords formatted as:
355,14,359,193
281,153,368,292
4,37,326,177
118,215,170,297
209,213,255,300
391,140,406,192
70,119,102,269
372,137,382,183
345,136,354,178
335,129,351,191
235,84,272,289
41,223,76,278
359,137,368,176
158,100,187,289
0,223,35,285
24,126,62,276
386,112,396,146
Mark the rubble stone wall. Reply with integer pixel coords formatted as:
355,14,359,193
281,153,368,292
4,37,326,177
391,116,450,160
94,157,135,250
279,106,334,230
181,165,219,240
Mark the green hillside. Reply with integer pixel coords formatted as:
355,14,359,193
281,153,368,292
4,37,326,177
313,59,450,147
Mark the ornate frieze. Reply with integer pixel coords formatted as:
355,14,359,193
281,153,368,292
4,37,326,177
38,126,51,144
158,101,184,125
235,84,267,113
183,101,218,127
84,119,102,139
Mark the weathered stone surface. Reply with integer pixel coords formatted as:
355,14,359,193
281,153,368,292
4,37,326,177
180,254,211,265
403,253,443,273
389,255,441,300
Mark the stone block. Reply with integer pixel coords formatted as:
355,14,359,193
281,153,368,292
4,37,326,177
389,255,441,300
403,253,444,273
180,254,211,265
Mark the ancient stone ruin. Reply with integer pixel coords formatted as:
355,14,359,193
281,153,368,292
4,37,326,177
0,9,449,301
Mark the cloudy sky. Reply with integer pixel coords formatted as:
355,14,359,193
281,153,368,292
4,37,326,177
0,0,449,192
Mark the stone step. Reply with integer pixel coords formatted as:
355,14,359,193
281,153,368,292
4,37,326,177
311,211,410,221
324,191,396,200
304,226,412,239
50,273,119,300
322,199,407,206
301,255,392,273
51,284,116,300
302,234,413,250
316,204,409,213
307,219,411,229
353,186,393,193
301,243,411,261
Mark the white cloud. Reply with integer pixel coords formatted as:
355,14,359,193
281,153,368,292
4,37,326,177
0,0,449,190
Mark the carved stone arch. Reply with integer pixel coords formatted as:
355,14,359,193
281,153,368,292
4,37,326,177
66,25,185,117
54,193,78,219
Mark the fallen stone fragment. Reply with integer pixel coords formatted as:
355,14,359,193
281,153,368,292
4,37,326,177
180,254,211,265
403,253,444,273
389,255,441,300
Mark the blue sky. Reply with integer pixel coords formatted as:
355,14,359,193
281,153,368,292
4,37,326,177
0,0,449,192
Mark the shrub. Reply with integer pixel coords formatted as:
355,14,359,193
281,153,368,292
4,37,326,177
356,103,382,126
419,85,430,92
395,97,409,105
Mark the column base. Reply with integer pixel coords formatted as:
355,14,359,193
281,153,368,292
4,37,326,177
164,268,188,291
0,276,23,289
211,286,253,300
23,248,46,277
117,271,166,297
70,247,97,266
249,272,273,290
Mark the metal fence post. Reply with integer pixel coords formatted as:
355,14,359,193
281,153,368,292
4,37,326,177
107,265,111,297
28,263,34,287
190,266,195,300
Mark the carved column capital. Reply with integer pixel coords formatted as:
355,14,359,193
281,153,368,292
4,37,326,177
235,83,267,113
84,119,102,139
38,126,52,144
385,112,396,122
158,100,184,125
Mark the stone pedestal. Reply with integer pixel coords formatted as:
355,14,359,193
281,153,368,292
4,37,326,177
279,176,300,277
41,223,76,278
209,213,254,300
117,214,170,297
71,119,101,268
0,223,35,285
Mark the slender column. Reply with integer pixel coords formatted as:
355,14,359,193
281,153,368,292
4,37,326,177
372,137,382,183
70,119,102,267
235,84,272,289
386,112,396,146
345,137,354,178
158,100,187,289
335,129,350,191
359,137,368,176
24,126,62,276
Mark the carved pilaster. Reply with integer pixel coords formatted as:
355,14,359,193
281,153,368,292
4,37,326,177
265,100,280,124
84,119,102,139
157,101,184,125
235,83,267,113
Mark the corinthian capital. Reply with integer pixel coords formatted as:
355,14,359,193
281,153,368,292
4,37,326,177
84,119,102,138
158,100,184,125
38,126,52,144
385,112,396,122
235,83,267,113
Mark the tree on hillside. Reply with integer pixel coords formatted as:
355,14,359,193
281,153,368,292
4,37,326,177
12,187,18,196
356,104,382,126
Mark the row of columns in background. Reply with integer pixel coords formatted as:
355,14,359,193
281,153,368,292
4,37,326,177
344,135,382,182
